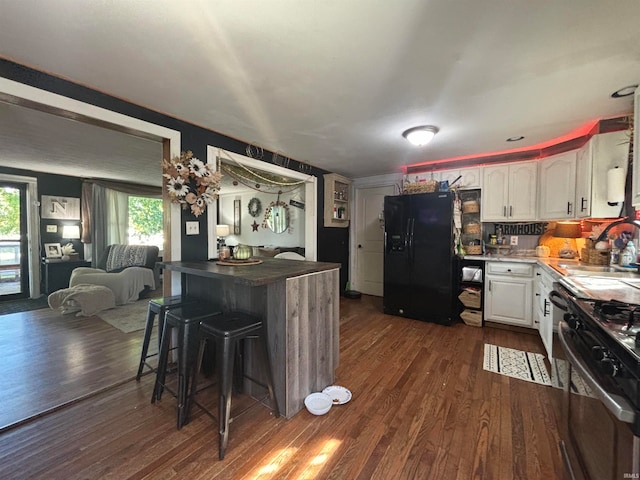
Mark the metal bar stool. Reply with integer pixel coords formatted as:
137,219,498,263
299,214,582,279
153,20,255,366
136,295,196,381
189,311,279,460
152,304,221,429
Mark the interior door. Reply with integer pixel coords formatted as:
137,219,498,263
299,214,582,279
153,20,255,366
0,182,28,300
355,185,395,296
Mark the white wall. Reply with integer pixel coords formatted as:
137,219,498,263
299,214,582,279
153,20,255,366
219,187,306,248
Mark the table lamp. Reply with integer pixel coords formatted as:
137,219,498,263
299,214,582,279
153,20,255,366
216,224,230,259
554,221,582,259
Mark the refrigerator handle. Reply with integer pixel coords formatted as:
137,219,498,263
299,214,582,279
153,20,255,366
409,218,415,262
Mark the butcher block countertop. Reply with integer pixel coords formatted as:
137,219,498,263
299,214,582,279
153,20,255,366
159,257,341,286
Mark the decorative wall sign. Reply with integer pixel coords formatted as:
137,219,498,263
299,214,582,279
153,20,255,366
495,223,547,236
41,196,81,220
289,199,305,209
234,199,241,235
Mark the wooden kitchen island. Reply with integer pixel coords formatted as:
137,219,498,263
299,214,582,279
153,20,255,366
159,258,341,418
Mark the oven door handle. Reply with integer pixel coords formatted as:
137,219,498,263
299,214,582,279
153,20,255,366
549,290,569,312
559,321,636,424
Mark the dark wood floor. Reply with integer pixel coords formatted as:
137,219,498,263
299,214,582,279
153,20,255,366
0,295,564,479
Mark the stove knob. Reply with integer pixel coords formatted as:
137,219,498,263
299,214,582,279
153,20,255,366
564,313,580,330
600,357,620,377
591,346,607,361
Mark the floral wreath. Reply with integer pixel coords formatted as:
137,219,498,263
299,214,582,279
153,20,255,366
162,150,222,217
247,197,262,217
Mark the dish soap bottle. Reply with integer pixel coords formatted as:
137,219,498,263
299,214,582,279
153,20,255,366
620,241,636,267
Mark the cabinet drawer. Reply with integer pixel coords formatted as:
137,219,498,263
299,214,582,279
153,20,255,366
486,262,534,277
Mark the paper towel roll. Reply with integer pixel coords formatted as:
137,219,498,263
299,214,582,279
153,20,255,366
607,167,625,203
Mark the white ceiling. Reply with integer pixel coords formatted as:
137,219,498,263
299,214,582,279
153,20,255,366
0,0,639,186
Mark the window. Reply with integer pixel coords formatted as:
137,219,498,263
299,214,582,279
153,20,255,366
128,196,163,250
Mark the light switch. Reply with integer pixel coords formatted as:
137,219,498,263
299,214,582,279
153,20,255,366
46,225,57,233
186,221,200,235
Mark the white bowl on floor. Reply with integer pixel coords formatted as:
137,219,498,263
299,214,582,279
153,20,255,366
304,392,333,415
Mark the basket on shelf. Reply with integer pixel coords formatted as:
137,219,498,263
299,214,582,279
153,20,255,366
581,248,611,265
460,309,482,327
463,222,481,235
459,289,481,309
403,179,438,194
465,245,482,255
462,200,480,213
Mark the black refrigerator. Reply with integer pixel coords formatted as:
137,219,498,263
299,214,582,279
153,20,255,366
383,192,456,325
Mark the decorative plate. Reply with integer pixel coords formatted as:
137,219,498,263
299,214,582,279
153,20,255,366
322,385,352,405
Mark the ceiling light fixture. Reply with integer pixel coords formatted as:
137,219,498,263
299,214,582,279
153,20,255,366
402,126,439,146
506,136,525,142
611,85,638,98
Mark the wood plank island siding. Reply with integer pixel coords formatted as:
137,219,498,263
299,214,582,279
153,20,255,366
160,258,341,418
285,270,340,415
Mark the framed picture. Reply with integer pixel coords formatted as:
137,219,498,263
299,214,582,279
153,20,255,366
45,243,62,259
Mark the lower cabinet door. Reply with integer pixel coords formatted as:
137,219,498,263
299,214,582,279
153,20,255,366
484,275,533,327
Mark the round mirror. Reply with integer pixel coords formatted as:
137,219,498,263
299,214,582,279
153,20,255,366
267,205,289,234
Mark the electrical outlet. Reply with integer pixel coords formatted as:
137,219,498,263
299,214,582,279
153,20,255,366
186,221,200,235
510,235,519,246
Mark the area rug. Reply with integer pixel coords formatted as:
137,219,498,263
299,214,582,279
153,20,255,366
483,344,552,386
0,296,49,316
96,300,149,333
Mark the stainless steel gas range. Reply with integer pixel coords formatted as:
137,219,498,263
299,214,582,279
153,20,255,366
551,282,640,480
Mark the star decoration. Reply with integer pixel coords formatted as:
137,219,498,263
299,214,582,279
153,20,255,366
251,221,259,232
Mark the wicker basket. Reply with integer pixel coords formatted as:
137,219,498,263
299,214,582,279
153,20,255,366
462,200,480,213
581,248,611,265
463,223,481,235
465,245,482,255
404,180,438,194
459,290,481,309
460,309,482,327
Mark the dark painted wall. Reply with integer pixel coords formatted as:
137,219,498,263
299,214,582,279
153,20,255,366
0,59,350,290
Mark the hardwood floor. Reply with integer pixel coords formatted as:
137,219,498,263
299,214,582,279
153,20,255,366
0,296,564,479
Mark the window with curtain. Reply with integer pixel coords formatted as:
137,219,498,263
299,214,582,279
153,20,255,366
83,180,163,263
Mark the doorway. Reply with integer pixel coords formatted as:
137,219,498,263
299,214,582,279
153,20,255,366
0,182,28,300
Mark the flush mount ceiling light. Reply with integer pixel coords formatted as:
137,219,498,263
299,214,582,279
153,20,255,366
611,85,638,98
402,125,439,146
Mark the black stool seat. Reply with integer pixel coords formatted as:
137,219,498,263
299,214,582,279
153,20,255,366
152,304,221,429
136,295,196,381
190,311,279,460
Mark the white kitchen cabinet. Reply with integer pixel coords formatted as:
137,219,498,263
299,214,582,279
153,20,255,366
538,150,578,220
439,167,482,189
481,161,537,221
533,267,559,360
484,262,534,327
632,89,640,208
578,130,631,218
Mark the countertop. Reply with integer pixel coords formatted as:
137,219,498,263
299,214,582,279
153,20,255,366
159,257,341,287
464,254,640,303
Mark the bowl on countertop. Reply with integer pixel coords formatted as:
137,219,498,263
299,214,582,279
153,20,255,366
304,392,333,415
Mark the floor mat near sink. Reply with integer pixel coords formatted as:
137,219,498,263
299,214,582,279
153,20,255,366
483,344,551,386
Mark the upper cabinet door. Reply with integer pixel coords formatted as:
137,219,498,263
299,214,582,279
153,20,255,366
575,142,593,218
538,151,577,220
481,165,509,221
459,167,481,189
508,161,538,221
